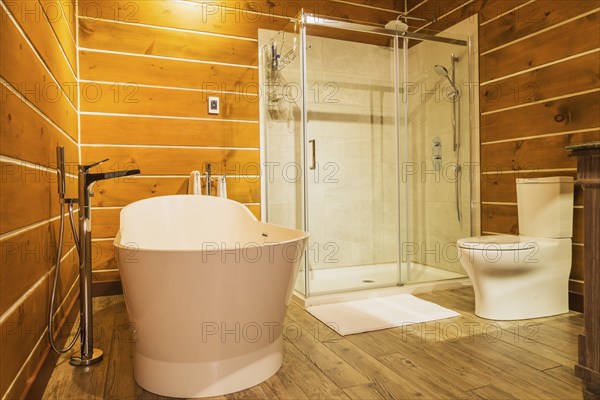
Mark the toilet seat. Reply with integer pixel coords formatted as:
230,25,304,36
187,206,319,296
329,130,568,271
457,234,538,251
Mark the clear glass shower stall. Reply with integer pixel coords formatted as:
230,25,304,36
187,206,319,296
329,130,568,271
259,12,477,298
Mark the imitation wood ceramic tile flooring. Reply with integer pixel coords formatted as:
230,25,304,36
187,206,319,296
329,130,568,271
42,287,584,399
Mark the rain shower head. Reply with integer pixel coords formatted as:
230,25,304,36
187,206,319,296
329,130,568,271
385,19,409,32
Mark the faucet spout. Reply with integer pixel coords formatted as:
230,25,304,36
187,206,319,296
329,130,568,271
70,162,141,366
84,169,141,188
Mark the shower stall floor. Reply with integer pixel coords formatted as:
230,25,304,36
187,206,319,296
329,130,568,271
305,262,465,296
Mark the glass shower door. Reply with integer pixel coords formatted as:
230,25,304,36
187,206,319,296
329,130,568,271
259,22,307,294
303,26,400,296
400,32,472,284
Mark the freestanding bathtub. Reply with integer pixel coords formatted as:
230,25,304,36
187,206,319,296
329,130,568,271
113,195,308,398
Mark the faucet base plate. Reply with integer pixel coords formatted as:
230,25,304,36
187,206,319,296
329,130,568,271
70,348,103,366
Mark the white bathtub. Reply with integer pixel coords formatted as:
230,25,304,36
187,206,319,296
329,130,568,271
114,195,308,398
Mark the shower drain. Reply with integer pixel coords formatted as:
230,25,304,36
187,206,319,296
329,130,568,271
362,279,375,283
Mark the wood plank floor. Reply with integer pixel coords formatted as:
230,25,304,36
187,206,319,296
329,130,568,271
42,287,585,399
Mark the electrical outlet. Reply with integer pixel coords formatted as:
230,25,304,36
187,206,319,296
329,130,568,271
208,96,220,115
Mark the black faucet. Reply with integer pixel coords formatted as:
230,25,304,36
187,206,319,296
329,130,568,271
70,158,140,366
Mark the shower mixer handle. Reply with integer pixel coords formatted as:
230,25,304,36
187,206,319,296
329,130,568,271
82,158,109,172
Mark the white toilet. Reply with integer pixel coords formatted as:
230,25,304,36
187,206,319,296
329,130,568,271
457,176,574,320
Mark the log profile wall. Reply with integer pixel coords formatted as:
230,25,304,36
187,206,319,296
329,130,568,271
478,0,600,311
0,1,80,398
76,0,405,284
1,1,599,397
77,0,283,283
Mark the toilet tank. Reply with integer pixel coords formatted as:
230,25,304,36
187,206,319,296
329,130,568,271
516,176,574,238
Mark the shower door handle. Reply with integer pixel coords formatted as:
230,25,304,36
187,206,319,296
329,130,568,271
309,139,316,170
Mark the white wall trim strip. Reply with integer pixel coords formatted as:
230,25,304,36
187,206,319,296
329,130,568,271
480,8,600,56
481,88,600,116
481,168,577,175
481,202,517,206
479,0,536,27
80,143,259,151
1,276,79,400
78,79,259,96
0,79,78,147
481,48,600,86
1,1,78,111
481,128,600,146
78,15,258,42
0,212,79,242
414,0,476,32
79,111,258,123
38,0,78,77
0,246,77,325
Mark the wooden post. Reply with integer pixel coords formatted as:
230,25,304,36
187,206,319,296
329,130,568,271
568,143,600,400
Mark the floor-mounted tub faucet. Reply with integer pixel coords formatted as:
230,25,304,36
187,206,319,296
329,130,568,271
70,159,140,366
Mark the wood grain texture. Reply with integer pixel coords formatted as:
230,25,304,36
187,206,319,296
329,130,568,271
79,18,259,65
2,282,79,400
571,244,584,282
481,52,600,113
3,1,78,104
0,8,78,140
39,0,78,69
571,150,600,393
479,0,600,53
91,239,117,271
87,176,261,207
0,262,78,397
406,0,482,33
482,203,584,244
481,170,583,206
0,217,77,316
81,146,259,177
476,0,532,24
80,50,259,93
91,208,121,238
481,131,600,172
0,87,78,167
80,83,258,120
78,0,288,39
480,12,600,83
80,114,259,147
40,288,585,399
39,296,120,400
480,92,600,143
1,162,56,234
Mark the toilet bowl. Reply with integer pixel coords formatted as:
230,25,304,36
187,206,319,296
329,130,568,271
457,176,574,320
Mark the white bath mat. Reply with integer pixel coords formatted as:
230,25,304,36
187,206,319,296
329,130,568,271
307,294,459,336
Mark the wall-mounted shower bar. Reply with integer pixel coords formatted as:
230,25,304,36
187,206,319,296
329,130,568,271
302,13,468,46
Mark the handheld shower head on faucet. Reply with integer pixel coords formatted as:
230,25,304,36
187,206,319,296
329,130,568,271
434,64,460,97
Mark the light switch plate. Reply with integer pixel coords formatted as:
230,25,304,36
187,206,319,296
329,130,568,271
208,96,220,115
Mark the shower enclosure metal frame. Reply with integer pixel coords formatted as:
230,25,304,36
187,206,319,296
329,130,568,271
261,11,474,298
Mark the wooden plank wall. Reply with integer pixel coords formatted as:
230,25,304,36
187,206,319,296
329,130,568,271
0,0,80,398
478,0,600,311
76,0,285,283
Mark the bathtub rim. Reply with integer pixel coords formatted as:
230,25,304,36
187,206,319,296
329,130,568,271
113,195,308,252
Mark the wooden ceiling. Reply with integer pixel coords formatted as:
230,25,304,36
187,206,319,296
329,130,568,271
205,0,481,32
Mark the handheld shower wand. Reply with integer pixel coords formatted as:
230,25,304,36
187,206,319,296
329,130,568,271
48,147,81,354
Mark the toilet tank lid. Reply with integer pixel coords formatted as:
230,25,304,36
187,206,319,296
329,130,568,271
516,176,574,184
457,235,537,251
